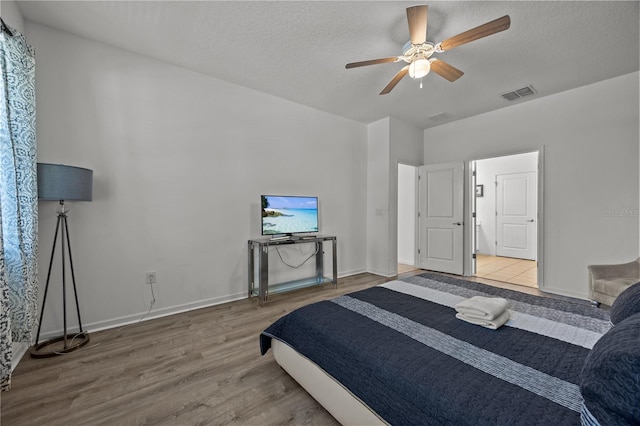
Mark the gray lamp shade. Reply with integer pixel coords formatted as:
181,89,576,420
37,163,93,201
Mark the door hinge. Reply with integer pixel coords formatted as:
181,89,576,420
472,212,476,218
418,249,421,254
472,253,476,259
495,241,498,245
472,171,476,177
418,211,421,217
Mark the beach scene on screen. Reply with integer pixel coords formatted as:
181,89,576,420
262,195,318,234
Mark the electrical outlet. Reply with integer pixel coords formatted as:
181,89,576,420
145,271,157,285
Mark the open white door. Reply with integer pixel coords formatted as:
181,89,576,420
496,171,537,260
418,163,464,275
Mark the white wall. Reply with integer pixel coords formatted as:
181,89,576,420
388,117,424,272
397,164,415,265
366,118,390,276
0,0,24,33
475,152,538,255
366,117,423,276
27,22,368,336
424,72,639,299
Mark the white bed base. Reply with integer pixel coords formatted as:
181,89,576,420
272,339,386,425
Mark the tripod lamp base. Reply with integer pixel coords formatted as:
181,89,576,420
29,333,90,358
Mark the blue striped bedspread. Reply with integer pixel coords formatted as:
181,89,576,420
260,273,611,425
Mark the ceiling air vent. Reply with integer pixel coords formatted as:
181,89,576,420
501,85,536,101
429,112,455,123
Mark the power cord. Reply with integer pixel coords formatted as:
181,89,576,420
275,241,319,268
53,281,157,355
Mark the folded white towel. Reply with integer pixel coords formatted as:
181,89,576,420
456,310,511,330
454,296,509,321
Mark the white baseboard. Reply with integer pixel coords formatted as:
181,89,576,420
38,290,248,341
17,268,380,373
539,285,589,301
366,268,396,278
337,268,367,278
37,268,371,341
11,342,29,372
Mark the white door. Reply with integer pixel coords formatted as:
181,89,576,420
418,163,464,275
496,172,537,260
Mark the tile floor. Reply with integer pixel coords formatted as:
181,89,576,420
475,254,537,288
399,256,538,287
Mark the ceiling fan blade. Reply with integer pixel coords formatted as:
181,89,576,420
406,5,428,45
380,66,409,95
430,59,464,82
438,15,511,51
345,57,400,69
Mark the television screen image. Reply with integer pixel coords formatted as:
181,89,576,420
261,195,318,235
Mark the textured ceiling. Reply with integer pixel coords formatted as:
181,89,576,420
15,1,640,129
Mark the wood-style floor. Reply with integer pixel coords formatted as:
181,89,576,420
2,268,567,425
2,272,418,426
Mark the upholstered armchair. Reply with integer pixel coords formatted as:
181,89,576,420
588,257,640,306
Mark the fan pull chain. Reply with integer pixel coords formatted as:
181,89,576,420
420,78,423,89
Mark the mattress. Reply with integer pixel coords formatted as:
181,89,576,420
261,273,611,425
272,339,385,425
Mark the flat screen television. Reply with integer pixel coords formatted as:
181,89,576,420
261,195,318,236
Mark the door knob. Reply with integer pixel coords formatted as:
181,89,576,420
526,219,535,222
452,222,463,226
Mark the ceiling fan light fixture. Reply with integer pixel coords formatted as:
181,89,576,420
345,6,511,95
409,57,430,79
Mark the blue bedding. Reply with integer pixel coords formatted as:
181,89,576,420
260,273,611,426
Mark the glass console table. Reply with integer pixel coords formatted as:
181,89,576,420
247,235,337,305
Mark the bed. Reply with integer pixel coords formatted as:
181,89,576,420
260,272,616,425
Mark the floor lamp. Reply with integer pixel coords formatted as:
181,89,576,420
30,163,93,358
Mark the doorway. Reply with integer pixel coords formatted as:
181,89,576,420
398,164,418,274
473,152,539,288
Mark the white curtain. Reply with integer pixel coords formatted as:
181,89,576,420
0,20,38,391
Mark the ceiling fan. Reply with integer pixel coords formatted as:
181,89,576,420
345,5,511,95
